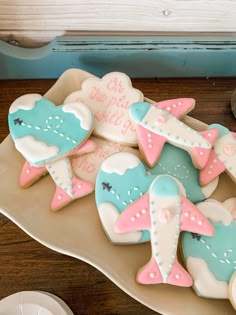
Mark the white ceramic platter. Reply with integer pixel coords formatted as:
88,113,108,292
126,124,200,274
0,291,73,315
0,69,236,315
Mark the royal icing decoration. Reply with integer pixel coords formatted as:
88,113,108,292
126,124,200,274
64,72,144,145
20,139,97,188
95,152,156,244
115,175,214,286
129,100,219,168
145,143,218,203
46,157,94,211
200,124,236,185
182,198,236,310
9,94,95,210
9,94,94,166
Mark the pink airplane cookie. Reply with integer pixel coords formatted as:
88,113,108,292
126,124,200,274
8,94,95,211
129,100,219,168
200,124,236,185
115,175,214,287
20,139,97,188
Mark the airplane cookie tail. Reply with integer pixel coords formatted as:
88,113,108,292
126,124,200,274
136,257,163,285
191,129,219,169
168,260,193,287
51,176,94,211
20,161,47,188
137,258,192,287
137,125,166,167
199,150,226,186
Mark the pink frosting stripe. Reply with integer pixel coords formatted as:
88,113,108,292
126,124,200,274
153,98,195,119
180,195,215,236
137,125,166,167
199,150,226,186
51,176,94,211
115,193,151,233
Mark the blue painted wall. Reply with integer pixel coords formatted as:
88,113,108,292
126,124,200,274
0,36,236,79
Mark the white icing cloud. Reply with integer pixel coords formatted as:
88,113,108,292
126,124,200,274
15,136,59,164
101,152,140,175
98,202,142,243
62,102,93,131
197,200,233,226
223,198,236,213
186,257,228,299
201,176,219,198
9,94,42,114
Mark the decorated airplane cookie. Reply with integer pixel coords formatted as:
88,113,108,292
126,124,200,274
129,100,219,168
182,198,236,310
20,139,97,188
64,72,144,145
95,152,156,244
200,124,236,185
8,94,95,210
115,175,214,287
145,143,219,204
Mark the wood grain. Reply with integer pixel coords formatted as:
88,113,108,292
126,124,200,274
1,0,236,47
0,77,236,314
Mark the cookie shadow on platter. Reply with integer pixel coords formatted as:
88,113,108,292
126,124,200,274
0,68,236,315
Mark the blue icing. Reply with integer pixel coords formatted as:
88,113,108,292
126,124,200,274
151,176,179,197
182,221,236,282
95,162,156,243
145,143,205,203
208,123,229,138
129,102,150,123
8,98,90,165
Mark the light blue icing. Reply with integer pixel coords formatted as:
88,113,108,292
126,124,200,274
95,161,156,243
145,143,206,203
151,176,179,197
182,221,236,282
129,102,150,123
208,123,229,138
8,98,91,165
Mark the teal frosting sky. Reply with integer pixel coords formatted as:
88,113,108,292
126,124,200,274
182,221,236,282
96,162,156,243
145,143,205,203
8,98,90,164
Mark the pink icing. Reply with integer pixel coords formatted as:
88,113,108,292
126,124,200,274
20,161,46,188
137,125,166,167
180,195,214,236
19,139,96,188
136,257,163,284
159,208,172,224
51,176,94,211
200,150,226,186
223,143,236,156
167,259,193,287
192,147,212,169
191,129,219,169
115,193,151,233
199,129,219,145
153,98,195,119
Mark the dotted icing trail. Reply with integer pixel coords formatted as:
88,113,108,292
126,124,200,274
200,238,236,269
109,186,144,207
19,115,78,145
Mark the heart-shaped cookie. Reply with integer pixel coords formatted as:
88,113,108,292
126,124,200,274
64,72,144,145
8,94,94,166
145,143,219,204
95,152,156,244
181,198,236,309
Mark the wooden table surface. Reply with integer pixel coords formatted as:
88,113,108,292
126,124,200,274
0,77,236,315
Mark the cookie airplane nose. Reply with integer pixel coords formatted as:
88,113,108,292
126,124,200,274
150,175,180,197
129,102,150,123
